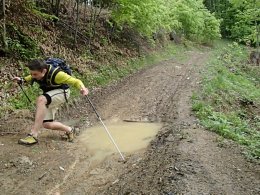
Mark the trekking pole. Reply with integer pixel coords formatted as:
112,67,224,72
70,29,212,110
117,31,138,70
86,95,125,161
18,82,32,103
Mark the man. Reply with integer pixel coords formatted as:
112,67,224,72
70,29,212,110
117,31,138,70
14,59,89,145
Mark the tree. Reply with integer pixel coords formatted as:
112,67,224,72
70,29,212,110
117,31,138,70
204,0,260,45
1,0,8,49
74,0,79,45
111,0,220,42
55,0,61,17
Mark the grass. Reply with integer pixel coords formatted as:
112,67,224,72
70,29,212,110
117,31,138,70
8,84,40,110
192,40,260,160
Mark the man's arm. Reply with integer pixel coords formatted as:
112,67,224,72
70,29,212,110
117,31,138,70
13,75,32,83
54,71,89,96
24,75,32,82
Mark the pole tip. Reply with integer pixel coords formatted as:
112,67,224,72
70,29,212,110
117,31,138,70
118,157,127,163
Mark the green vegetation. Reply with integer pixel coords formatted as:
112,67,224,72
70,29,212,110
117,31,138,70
30,7,59,22
204,0,260,45
8,84,40,110
6,24,40,60
192,41,260,159
112,0,221,43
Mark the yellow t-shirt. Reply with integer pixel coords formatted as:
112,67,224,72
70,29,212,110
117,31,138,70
24,71,85,90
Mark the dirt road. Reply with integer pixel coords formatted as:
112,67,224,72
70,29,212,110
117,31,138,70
0,49,259,195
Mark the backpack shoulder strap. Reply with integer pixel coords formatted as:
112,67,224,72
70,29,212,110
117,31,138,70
46,65,61,86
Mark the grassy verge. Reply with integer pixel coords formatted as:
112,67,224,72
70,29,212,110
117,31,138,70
192,41,260,160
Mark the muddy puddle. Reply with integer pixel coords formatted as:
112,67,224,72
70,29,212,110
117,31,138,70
79,120,161,162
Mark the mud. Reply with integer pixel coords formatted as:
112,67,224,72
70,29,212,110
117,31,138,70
79,120,161,162
0,48,259,195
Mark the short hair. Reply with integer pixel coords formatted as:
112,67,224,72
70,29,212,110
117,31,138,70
27,59,48,71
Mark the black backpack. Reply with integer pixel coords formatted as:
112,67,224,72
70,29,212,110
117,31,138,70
45,58,72,76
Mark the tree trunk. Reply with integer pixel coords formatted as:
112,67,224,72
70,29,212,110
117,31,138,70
67,0,73,18
55,0,61,17
89,0,94,43
2,0,8,49
74,0,79,45
51,0,54,10
92,5,102,39
84,0,87,22
72,0,77,18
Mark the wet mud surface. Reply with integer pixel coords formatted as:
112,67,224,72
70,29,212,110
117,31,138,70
0,49,259,195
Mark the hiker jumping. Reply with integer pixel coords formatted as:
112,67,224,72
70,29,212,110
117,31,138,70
13,59,89,145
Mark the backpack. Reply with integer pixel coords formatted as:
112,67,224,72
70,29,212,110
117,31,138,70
31,58,72,103
45,58,72,76
44,58,72,102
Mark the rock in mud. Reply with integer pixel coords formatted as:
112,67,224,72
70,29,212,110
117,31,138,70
166,134,175,142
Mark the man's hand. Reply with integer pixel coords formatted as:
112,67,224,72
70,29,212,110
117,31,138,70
13,77,23,84
80,87,89,96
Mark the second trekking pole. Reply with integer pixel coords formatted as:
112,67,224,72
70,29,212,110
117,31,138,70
86,95,125,162
18,82,32,103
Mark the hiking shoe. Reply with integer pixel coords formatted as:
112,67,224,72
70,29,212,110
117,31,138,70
18,134,38,145
66,127,75,142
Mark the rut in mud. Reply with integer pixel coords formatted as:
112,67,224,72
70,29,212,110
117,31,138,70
0,49,259,195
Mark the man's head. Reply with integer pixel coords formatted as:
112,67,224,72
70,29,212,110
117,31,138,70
27,59,48,80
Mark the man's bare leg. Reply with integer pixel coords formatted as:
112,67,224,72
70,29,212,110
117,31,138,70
31,95,72,138
42,121,71,132
43,121,74,142
31,95,48,137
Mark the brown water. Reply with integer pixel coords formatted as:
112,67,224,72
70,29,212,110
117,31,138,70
79,120,161,161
